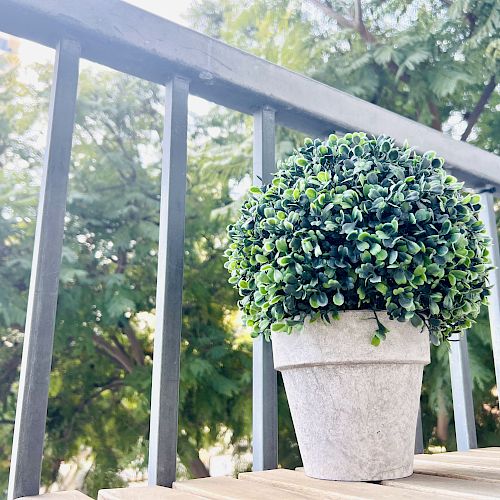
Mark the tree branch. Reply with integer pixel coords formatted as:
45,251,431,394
102,119,138,182
92,334,134,373
308,0,410,84
427,99,443,131
308,0,356,31
461,76,496,141
119,320,145,366
308,0,376,44
111,333,136,368
353,0,377,44
77,379,124,414
60,379,125,444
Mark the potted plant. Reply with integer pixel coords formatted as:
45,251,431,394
225,132,491,481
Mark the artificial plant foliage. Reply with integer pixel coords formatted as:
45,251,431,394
225,133,491,345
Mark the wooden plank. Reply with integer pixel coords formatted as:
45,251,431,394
427,450,500,460
252,106,278,471
469,448,500,456
383,473,500,499
239,469,454,499
19,492,91,500
414,459,500,482
415,453,500,468
148,76,189,487
98,486,199,500
8,38,80,500
174,476,313,499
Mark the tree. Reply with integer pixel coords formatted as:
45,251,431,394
188,0,500,449
190,0,498,149
0,61,254,496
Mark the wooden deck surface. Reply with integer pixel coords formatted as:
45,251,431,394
63,448,500,499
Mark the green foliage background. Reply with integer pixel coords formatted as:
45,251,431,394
0,0,499,495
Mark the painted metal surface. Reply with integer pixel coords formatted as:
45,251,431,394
414,407,424,454
8,39,80,500
252,107,278,471
148,77,190,487
449,333,478,451
0,0,499,190
479,191,500,399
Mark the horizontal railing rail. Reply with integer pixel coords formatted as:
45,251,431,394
0,0,499,498
0,0,499,190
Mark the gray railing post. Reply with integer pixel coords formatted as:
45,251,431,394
148,76,189,487
449,332,477,450
252,106,278,471
479,190,500,398
8,39,80,500
414,407,424,454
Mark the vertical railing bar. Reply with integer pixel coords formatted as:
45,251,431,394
449,332,477,450
479,190,500,398
252,106,278,471
148,76,189,487
414,406,424,454
8,38,80,500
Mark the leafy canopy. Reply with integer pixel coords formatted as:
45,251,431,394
225,132,491,345
0,64,253,494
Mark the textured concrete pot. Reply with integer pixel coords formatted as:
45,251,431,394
272,310,430,481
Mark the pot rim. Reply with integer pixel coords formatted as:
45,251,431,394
271,309,430,371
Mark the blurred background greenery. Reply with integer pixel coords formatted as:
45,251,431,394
0,0,498,496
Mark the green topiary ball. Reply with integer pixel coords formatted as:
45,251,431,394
224,133,491,345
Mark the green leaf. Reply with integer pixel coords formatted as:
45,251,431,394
410,315,424,328
276,238,288,253
375,249,388,261
305,188,316,200
317,171,330,182
394,270,407,285
399,296,414,310
277,256,293,266
415,209,428,222
389,250,398,264
271,322,287,332
333,291,345,306
406,241,420,254
430,301,439,315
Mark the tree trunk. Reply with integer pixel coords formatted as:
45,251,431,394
189,456,210,478
177,435,210,478
436,391,449,442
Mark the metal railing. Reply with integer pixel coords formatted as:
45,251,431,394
0,0,499,498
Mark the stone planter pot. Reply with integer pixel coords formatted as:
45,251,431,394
272,310,430,481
